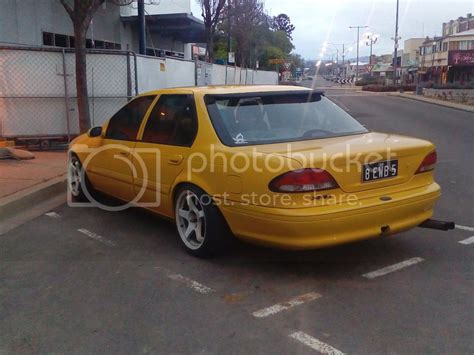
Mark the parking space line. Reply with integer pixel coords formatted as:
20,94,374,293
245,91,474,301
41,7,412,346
252,292,321,318
77,228,117,247
289,331,345,355
456,225,474,233
459,236,474,245
362,257,424,279
168,274,214,294
45,212,61,218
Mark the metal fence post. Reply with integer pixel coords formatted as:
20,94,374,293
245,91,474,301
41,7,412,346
130,51,138,96
126,52,132,100
194,57,198,86
62,49,71,142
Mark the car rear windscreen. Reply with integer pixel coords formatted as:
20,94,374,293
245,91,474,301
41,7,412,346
204,91,368,146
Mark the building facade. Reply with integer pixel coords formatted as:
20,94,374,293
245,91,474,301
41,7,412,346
401,38,424,83
0,0,205,60
442,13,474,36
419,13,474,84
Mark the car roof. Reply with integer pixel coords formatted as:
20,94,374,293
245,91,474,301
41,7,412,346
138,85,319,96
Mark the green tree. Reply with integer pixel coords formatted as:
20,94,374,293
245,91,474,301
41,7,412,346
213,0,300,71
271,14,295,40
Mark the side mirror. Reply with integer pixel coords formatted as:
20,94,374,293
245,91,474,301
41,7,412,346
88,126,103,138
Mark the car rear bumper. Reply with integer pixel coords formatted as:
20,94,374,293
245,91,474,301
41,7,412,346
220,183,441,250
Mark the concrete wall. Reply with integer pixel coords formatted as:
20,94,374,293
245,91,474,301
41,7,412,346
0,0,128,48
423,88,474,104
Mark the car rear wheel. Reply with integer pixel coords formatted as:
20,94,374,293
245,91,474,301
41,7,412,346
174,185,229,258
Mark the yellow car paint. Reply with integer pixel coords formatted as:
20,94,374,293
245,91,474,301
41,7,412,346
69,85,441,249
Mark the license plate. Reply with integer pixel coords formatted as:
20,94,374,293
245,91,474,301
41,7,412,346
363,160,398,182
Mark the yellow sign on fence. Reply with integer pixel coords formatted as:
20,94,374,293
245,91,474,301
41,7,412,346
269,59,286,65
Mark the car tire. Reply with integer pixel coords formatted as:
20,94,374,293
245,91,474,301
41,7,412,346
68,154,95,202
174,185,230,258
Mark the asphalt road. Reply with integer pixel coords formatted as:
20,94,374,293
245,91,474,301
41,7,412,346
1,89,473,354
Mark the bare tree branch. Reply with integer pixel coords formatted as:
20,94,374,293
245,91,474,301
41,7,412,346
199,0,227,62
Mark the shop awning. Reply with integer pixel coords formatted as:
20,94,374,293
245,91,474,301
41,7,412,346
121,13,206,43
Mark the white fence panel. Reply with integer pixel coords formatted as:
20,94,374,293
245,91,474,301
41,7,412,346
166,59,195,88
136,55,167,92
137,56,195,93
254,70,278,85
0,46,279,139
0,49,68,137
211,64,227,85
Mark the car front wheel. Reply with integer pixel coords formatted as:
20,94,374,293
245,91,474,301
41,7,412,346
68,154,94,202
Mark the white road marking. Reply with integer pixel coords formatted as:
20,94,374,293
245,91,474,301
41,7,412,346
168,274,214,294
45,212,61,218
456,225,474,233
362,257,424,279
252,292,321,318
289,331,345,355
77,228,116,247
459,236,474,245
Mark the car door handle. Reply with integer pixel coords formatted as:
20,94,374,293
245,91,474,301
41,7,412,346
168,155,183,165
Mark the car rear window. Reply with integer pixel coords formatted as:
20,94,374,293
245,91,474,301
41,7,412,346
204,91,368,146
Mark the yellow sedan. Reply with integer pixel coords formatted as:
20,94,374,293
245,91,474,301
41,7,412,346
68,86,441,257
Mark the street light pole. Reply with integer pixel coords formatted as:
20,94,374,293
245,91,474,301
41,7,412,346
342,44,345,78
364,33,379,69
349,25,368,83
393,0,400,85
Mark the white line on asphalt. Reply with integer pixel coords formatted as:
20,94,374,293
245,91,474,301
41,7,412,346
168,274,214,294
456,225,474,232
77,228,116,247
289,331,345,355
252,292,321,318
459,236,474,245
45,212,61,218
362,257,424,279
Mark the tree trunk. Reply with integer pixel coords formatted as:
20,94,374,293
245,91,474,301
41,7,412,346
73,23,91,133
207,30,214,63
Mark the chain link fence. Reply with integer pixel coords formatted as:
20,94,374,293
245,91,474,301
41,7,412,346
0,46,137,145
0,46,278,147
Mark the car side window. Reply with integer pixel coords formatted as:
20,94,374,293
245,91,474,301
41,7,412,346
142,95,198,147
105,96,156,141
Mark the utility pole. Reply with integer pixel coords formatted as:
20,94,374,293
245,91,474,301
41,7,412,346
342,44,346,78
227,0,231,54
349,25,368,83
393,0,400,85
137,0,146,55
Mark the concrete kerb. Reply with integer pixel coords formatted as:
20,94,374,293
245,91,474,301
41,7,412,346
0,174,67,223
389,92,474,113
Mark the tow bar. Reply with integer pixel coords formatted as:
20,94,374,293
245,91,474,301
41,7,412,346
419,219,455,231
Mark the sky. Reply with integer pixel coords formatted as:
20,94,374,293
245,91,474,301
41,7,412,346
190,0,474,60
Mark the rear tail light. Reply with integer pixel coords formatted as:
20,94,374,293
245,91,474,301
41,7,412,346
269,168,339,193
416,151,437,174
